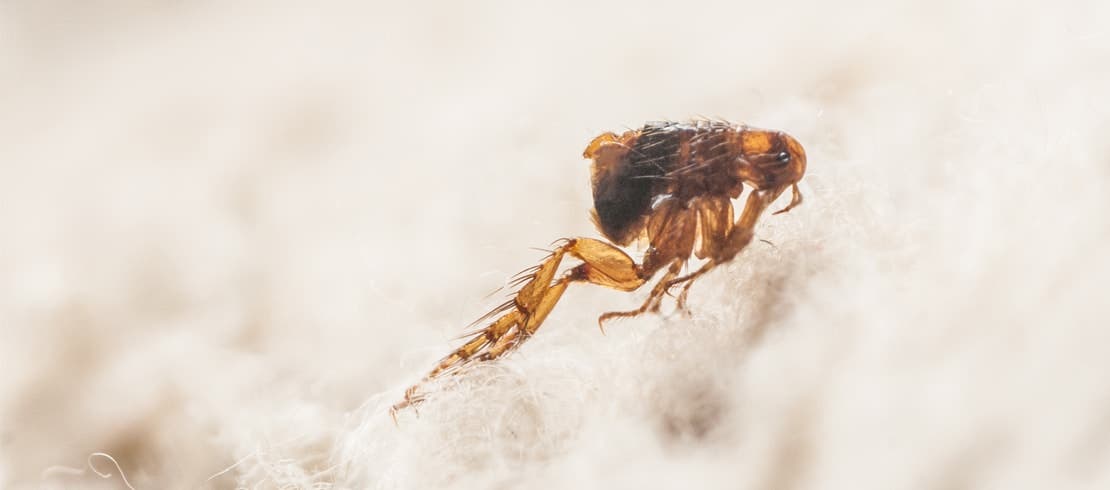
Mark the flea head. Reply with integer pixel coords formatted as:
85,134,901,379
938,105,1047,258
738,128,807,188
780,131,807,183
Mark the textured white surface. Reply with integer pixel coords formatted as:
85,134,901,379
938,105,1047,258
2,1,1109,489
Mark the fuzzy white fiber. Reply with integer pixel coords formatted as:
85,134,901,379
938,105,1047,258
3,1,1109,489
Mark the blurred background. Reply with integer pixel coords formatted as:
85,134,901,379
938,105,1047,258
1,1,1108,488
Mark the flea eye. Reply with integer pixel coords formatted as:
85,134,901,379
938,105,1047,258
777,152,790,162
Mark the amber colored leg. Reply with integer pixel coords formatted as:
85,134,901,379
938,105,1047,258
391,237,647,416
772,183,803,215
596,258,683,329
672,264,714,312
661,186,792,314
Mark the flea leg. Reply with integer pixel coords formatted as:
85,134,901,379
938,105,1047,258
663,186,790,313
596,258,683,329
772,183,803,215
671,263,716,313
392,238,647,415
595,200,697,325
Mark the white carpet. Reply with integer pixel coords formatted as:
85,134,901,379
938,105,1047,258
2,1,1109,488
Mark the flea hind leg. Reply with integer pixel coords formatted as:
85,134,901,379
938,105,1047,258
392,237,647,415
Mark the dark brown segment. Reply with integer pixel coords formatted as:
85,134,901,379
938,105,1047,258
590,122,681,245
